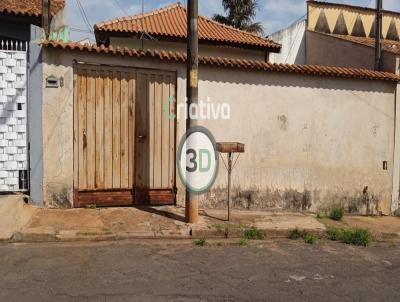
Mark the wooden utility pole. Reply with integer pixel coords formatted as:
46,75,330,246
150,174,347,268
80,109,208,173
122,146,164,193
375,0,383,71
185,0,199,224
42,0,51,38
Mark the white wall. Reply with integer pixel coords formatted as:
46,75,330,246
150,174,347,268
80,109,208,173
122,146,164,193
42,47,399,214
269,20,306,64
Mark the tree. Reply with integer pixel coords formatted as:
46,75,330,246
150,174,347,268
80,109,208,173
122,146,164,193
213,0,264,35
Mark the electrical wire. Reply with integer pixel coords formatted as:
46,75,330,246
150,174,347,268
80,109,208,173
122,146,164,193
74,0,93,33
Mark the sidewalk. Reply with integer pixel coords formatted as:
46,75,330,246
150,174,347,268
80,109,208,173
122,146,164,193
2,201,400,243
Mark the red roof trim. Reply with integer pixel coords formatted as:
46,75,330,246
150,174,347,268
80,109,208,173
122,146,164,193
41,40,400,82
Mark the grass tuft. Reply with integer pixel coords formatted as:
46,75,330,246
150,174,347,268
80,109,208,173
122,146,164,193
288,227,305,240
303,233,317,244
326,227,372,246
242,227,265,240
329,206,344,221
289,228,317,244
237,238,249,246
193,238,206,247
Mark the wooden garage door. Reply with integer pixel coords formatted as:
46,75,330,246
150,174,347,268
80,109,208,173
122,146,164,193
73,65,176,207
135,70,176,205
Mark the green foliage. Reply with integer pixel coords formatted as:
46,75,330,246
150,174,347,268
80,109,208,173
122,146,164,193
193,238,206,247
86,204,97,209
326,227,343,241
341,228,372,246
289,228,317,244
237,238,249,246
242,227,265,240
303,233,317,244
288,227,305,240
213,0,264,35
329,206,344,221
326,227,372,246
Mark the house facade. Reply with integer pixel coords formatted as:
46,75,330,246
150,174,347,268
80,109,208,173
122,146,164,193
270,0,400,75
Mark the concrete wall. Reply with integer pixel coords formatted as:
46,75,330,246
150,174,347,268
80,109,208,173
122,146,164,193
42,48,399,214
109,37,267,61
269,20,306,64
306,31,399,74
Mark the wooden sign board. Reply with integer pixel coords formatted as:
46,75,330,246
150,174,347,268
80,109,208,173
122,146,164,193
216,142,245,153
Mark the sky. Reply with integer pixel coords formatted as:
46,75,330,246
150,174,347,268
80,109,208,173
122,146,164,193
67,0,400,42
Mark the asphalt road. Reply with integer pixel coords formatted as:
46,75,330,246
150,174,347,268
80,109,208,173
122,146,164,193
0,239,399,302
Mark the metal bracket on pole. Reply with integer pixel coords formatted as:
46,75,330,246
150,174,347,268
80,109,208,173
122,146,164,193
217,142,245,222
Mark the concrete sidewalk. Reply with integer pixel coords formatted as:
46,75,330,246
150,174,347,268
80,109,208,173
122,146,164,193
6,205,325,243
1,201,399,243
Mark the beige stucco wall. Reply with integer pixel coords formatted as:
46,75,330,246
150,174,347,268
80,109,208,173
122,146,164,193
198,68,396,215
109,37,267,61
42,47,398,214
306,31,399,74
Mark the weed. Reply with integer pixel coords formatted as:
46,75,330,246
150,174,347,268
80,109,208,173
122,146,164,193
326,227,343,241
303,233,317,244
242,227,265,240
194,238,206,247
329,206,344,221
237,238,249,246
316,212,322,219
86,204,97,209
341,228,372,246
288,227,305,240
289,228,317,244
326,227,372,246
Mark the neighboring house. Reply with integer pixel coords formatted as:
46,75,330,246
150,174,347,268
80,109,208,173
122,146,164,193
270,0,400,74
0,0,65,203
94,2,281,61
39,40,400,215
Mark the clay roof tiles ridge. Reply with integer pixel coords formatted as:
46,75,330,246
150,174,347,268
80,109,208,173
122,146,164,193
94,2,280,50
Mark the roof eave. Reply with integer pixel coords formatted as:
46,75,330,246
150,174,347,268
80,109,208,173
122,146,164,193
94,28,282,53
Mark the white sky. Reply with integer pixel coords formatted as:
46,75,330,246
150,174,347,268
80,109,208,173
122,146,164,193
67,0,400,42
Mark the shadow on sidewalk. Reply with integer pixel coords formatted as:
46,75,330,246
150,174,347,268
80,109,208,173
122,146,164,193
135,206,186,223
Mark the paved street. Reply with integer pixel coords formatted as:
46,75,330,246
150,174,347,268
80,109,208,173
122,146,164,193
0,239,399,302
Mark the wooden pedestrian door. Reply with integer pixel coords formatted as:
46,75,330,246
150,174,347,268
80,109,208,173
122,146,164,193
74,65,176,207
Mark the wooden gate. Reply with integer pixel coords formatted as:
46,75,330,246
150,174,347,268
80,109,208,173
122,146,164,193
73,65,176,207
135,71,176,205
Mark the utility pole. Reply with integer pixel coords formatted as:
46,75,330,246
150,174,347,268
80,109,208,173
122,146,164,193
185,0,199,224
42,0,51,38
375,0,383,71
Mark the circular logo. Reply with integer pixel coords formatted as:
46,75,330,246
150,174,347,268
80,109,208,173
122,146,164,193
177,126,219,194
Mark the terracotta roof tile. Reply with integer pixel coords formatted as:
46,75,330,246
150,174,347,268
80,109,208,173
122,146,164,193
325,33,400,55
0,0,64,18
94,3,280,51
42,40,400,82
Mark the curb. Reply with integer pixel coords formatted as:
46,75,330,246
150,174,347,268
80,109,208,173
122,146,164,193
5,228,399,244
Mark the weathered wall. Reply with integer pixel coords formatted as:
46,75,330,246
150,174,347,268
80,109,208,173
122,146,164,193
269,20,306,64
109,37,266,61
197,68,396,215
306,31,398,74
42,47,398,214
